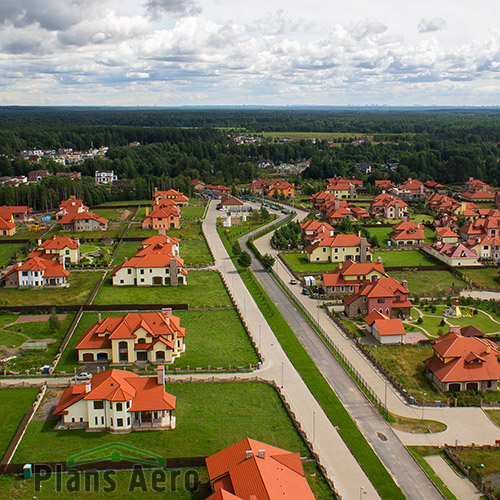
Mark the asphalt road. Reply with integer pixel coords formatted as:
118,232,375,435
239,227,444,500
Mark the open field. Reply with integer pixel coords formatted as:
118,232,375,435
13,382,310,462
126,221,205,240
91,208,134,221
181,204,206,219
0,228,46,241
45,224,126,241
374,250,437,267
111,241,140,265
0,271,103,306
262,131,375,141
93,271,232,307
280,252,338,273
388,270,468,296
56,309,258,373
461,268,500,290
0,388,39,458
364,226,393,245
2,313,77,372
0,244,25,267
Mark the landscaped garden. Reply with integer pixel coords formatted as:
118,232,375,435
13,382,310,462
93,271,232,308
0,271,104,306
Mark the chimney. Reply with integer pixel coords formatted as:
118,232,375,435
360,237,368,263
257,449,266,459
170,259,178,286
157,365,165,386
377,256,383,264
401,279,408,289
37,238,42,247
245,450,253,460
159,228,166,236
335,199,340,210
85,382,91,393
449,325,460,335
145,207,149,217
98,313,102,322
154,187,158,193
486,345,491,354
59,254,65,267
162,307,172,317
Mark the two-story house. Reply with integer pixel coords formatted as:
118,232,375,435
305,235,372,263
30,236,81,265
1,256,69,288
142,205,180,230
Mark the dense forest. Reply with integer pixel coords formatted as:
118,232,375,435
0,107,500,209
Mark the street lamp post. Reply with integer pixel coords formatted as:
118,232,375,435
313,411,316,444
384,379,388,417
259,324,262,348
281,362,284,388
244,297,246,317
421,392,426,421
360,486,364,500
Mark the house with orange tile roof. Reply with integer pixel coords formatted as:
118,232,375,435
322,258,385,296
461,177,495,202
205,438,315,500
466,234,500,263
53,367,176,431
388,221,425,246
324,180,357,199
138,234,180,257
364,310,406,344
371,193,408,219
425,327,500,392
305,235,372,263
0,205,32,222
75,310,185,364
153,188,189,206
350,205,370,220
422,241,479,267
204,184,232,199
1,257,69,288
300,219,334,244
375,180,395,190
56,196,88,220
249,179,295,198
58,210,109,231
142,205,180,230
343,276,411,319
219,195,251,212
435,227,459,244
0,215,15,236
30,236,80,264
150,198,180,209
389,178,426,201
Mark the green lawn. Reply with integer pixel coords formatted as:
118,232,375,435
461,268,500,290
181,240,213,267
0,272,104,306
13,382,309,462
445,310,500,335
95,200,152,207
0,329,25,347
0,388,39,458
0,469,211,500
181,204,206,220
45,224,126,241
93,271,231,307
423,227,435,244
91,208,133,221
111,241,141,265
56,309,258,373
374,251,437,267
0,228,45,241
388,270,468,296
365,226,393,245
134,206,147,220
453,448,500,496
0,244,26,267
280,252,338,273
126,222,205,241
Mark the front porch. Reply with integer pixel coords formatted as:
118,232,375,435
132,410,176,430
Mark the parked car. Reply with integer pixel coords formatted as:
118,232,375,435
302,288,311,296
73,372,92,381
289,279,298,285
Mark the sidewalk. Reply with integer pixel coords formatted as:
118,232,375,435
203,201,381,500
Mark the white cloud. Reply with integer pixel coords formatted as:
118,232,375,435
418,17,447,33
145,0,201,17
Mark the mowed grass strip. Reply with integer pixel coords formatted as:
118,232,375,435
374,250,437,267
0,388,39,458
0,272,104,306
126,221,206,241
280,252,338,273
239,269,404,500
0,469,211,500
93,271,231,308
56,309,258,373
13,382,309,463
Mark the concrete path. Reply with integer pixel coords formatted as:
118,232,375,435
424,455,481,500
203,201,381,500
252,209,500,448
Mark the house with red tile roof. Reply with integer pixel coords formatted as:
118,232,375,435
153,188,189,206
249,179,295,198
364,310,406,344
205,438,315,500
139,234,180,257
388,221,425,246
459,216,500,240
305,235,372,263
466,235,500,263
220,195,250,212
461,178,495,202
75,310,185,364
435,227,459,244
425,193,460,214
1,257,69,288
56,196,88,220
142,205,180,230
204,185,232,199
58,210,109,231
424,180,446,192
0,215,15,236
0,205,32,222
300,219,334,244
150,198,180,209
389,178,426,201
375,180,395,190
343,276,411,319
322,258,385,296
30,236,80,264
54,367,177,431
422,241,479,267
324,180,357,199
371,193,408,219
350,205,370,220
425,327,500,392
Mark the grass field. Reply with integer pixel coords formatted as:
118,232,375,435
0,243,26,267
485,410,500,426
374,251,437,267
364,226,393,245
45,224,126,241
0,388,39,458
453,447,500,496
280,252,338,273
262,131,375,141
388,270,468,296
56,309,258,373
181,204,206,220
13,382,310,463
0,228,46,241
91,208,134,221
3,313,76,372
95,200,152,207
111,241,141,265
461,268,500,289
93,271,231,307
0,272,103,306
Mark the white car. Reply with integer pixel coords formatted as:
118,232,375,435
289,279,298,285
73,372,92,381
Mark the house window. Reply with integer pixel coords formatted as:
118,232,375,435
127,269,132,274
110,418,113,426
377,299,385,304
126,401,131,409
335,248,338,253
95,417,98,425
140,278,144,283
323,248,326,252
138,338,146,344
72,418,75,423
127,417,131,425
140,269,144,275
117,418,123,427
101,416,104,425
116,403,123,411
120,280,124,284
94,401,104,410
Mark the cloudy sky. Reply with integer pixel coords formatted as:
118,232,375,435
1,0,499,106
